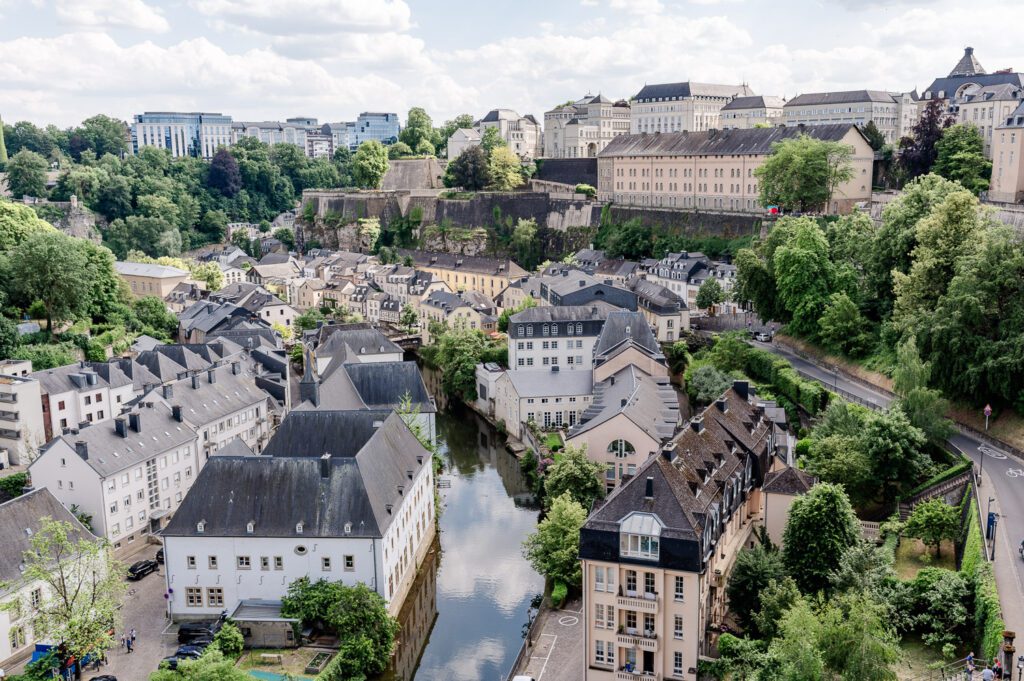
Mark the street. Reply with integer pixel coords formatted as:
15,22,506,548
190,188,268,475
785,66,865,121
753,340,1024,638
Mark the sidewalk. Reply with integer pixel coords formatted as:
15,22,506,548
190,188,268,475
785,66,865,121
981,467,1024,640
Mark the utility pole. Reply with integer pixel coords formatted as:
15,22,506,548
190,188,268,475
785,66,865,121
981,404,992,486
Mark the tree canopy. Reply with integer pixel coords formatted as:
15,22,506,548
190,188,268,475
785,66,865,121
522,492,588,587
754,134,854,212
782,483,860,594
352,140,390,189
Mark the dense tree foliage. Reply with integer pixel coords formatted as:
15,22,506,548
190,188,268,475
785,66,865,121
754,135,854,212
726,542,786,635
444,145,491,190
782,483,860,594
898,100,951,179
488,146,525,191
522,492,588,587
542,445,605,511
4,149,49,199
352,140,390,189
933,124,991,195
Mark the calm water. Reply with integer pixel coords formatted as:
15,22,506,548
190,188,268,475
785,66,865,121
384,406,544,681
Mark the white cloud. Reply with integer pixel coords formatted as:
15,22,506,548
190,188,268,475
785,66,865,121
609,0,664,13
190,0,412,35
54,0,169,32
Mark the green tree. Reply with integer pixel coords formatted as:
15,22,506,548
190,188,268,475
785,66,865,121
487,146,524,191
542,445,605,511
399,107,436,150
150,648,250,681
803,435,872,508
479,126,506,156
12,232,93,335
933,124,991,195
707,331,749,373
0,315,18,360
828,539,894,595
522,492,588,586
199,210,228,243
891,338,953,445
399,303,418,333
497,296,536,332
320,583,399,680
134,296,179,339
388,142,414,159
769,599,825,681
603,218,653,260
862,408,929,505
695,277,726,312
772,217,834,336
357,218,380,252
273,227,295,251
414,138,435,156
12,517,125,664
861,121,886,151
752,577,802,641
782,483,859,594
726,544,787,634
904,498,959,557
431,327,487,399
435,114,474,156
754,134,854,212
294,308,326,332
281,577,346,628
231,229,254,256
211,620,244,659
816,292,871,356
73,115,128,159
899,99,951,179
688,364,732,404
352,140,390,189
813,399,870,439
511,217,541,270
5,121,56,157
4,149,49,199
0,199,56,250
818,594,900,681
444,145,490,190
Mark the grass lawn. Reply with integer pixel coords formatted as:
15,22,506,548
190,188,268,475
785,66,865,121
238,648,321,680
896,635,955,681
894,538,956,580
544,433,563,452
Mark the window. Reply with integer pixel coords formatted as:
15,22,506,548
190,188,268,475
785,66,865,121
621,533,660,560
675,576,685,601
186,556,196,569
322,557,332,571
674,615,684,639
674,651,684,676
186,587,202,607
109,501,118,514
344,555,354,571
10,626,26,650
261,556,270,570
30,588,41,608
608,439,635,458
208,556,218,569
206,588,224,607
237,556,251,569
595,640,608,665
644,572,656,595
274,556,283,570
595,603,605,627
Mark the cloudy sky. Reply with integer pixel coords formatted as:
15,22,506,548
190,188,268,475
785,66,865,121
2,0,1022,128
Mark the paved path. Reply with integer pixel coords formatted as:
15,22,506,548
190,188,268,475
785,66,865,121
752,340,1024,639
514,598,583,681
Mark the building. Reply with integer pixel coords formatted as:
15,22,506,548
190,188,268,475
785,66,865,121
544,94,632,159
893,90,921,141
396,250,528,300
493,369,594,438
592,310,668,383
630,82,755,134
115,261,191,299
28,401,203,555
508,305,611,372
231,119,335,159
446,128,481,159
625,277,689,342
0,488,98,670
351,112,401,149
132,112,233,160
646,252,738,316
957,84,1024,157
989,101,1024,203
922,47,1024,117
477,109,543,160
597,124,874,214
211,283,298,330
419,291,496,344
580,381,794,681
719,95,785,130
160,411,435,619
539,271,638,310
782,90,905,143
0,361,45,466
31,361,136,442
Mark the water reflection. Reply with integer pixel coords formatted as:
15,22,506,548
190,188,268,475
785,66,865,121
384,406,543,681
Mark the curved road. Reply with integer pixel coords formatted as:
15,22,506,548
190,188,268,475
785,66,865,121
752,340,1024,634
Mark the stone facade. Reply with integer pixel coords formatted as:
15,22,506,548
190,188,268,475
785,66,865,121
544,94,631,159
630,82,755,134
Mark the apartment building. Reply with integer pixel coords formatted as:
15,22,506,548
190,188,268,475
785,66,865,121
396,250,527,300
539,271,638,311
921,47,1024,117
597,124,874,214
544,94,632,159
115,261,191,299
580,382,795,680
591,311,668,384
508,305,609,372
419,291,497,344
446,128,481,160
211,282,298,329
32,362,136,442
477,109,543,160
0,361,45,466
161,411,435,619
630,82,755,134
0,489,98,670
132,112,233,160
719,96,785,130
989,102,1024,203
782,90,903,143
645,252,738,316
28,401,203,555
350,112,401,149
624,277,689,342
957,84,1024,157
231,118,334,159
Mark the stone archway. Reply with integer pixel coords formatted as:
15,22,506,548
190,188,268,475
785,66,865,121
587,142,597,157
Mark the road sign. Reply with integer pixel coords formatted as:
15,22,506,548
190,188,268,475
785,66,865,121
984,404,992,417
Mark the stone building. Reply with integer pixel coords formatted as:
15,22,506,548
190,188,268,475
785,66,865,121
630,82,755,134
719,95,785,130
921,47,1024,119
989,101,1024,203
476,109,543,160
544,94,631,159
957,84,1024,157
782,90,904,143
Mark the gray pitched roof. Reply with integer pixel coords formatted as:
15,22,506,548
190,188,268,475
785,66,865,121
396,249,527,277
762,466,816,495
785,90,895,107
114,261,188,278
510,304,614,324
507,370,594,398
721,95,786,111
925,72,1024,100
263,409,396,458
598,124,863,158
0,488,95,588
32,361,132,396
632,82,755,102
569,365,679,442
301,361,434,412
594,310,663,361
147,364,270,426
949,46,985,77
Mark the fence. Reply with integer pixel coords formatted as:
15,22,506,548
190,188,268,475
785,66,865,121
504,604,543,681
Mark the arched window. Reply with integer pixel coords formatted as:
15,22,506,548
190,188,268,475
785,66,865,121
608,439,636,458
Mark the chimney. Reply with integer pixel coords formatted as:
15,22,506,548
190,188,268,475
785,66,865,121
661,446,674,462
86,371,98,386
620,398,628,407
172,405,183,422
162,384,174,400
231,361,241,375
691,417,704,434
732,380,749,401
191,375,200,390
578,279,585,288
715,398,727,413
207,369,216,384
644,476,654,500
75,441,88,460
319,452,331,479
128,412,142,433
562,270,569,277
385,504,393,515
114,417,127,438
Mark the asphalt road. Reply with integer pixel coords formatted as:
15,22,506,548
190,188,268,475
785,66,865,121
752,340,1024,634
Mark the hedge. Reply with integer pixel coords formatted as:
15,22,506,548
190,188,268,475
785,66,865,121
904,456,972,499
551,579,568,608
960,506,1004,659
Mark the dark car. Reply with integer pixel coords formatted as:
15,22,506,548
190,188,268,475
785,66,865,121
175,644,209,656
126,560,159,580
161,650,202,670
89,677,118,681
177,616,224,644
155,548,164,564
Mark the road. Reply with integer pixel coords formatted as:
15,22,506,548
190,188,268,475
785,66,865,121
752,340,1024,637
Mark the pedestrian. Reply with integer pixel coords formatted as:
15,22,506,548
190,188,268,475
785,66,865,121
967,652,975,674
982,665,994,681
993,659,1003,679
130,628,136,644
120,634,126,649
126,638,133,654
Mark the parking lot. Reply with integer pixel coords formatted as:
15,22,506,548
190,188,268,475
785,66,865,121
512,598,584,681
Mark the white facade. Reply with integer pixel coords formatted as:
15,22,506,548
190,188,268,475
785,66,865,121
543,95,631,159
36,371,136,441
630,83,755,134
132,112,233,160
446,128,481,159
0,362,45,466
477,109,542,160
493,370,594,439
510,333,599,372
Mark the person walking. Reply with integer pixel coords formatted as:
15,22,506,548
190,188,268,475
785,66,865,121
120,633,126,650
126,638,133,654
130,628,136,645
981,665,994,681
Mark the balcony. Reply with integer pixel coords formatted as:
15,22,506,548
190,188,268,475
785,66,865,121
617,631,659,652
616,670,658,681
617,592,659,613
0,409,18,422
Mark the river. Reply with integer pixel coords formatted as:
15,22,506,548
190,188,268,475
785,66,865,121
383,405,544,681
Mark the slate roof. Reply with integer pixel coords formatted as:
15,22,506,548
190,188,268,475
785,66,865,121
315,327,402,370
164,412,429,539
721,95,786,111
962,83,1024,102
300,361,433,412
32,361,131,396
148,364,270,425
507,370,594,398
949,46,985,77
598,124,863,158
594,310,663,361
925,72,1024,101
1000,101,1024,128
114,261,188,278
511,304,613,324
396,249,527,277
131,335,164,353
569,365,679,442
785,90,895,107
632,82,755,102
627,277,687,311
762,466,816,495
0,488,94,588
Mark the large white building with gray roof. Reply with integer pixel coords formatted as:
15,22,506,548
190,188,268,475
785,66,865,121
630,81,755,134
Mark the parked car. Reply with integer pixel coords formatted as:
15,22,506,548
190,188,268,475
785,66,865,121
161,649,202,670
177,616,225,644
175,644,209,656
89,677,118,681
754,331,772,342
155,548,164,564
126,560,159,580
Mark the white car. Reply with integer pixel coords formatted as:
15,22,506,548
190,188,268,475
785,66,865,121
754,331,772,342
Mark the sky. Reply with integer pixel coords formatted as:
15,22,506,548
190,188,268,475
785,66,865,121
1,0,1022,128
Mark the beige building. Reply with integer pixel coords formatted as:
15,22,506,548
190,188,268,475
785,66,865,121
989,102,1024,203
419,290,496,344
630,82,755,134
957,84,1024,157
115,261,190,298
476,109,543,160
396,249,527,301
597,124,874,214
921,48,1024,120
783,90,903,143
446,128,482,160
544,94,632,159
720,95,785,130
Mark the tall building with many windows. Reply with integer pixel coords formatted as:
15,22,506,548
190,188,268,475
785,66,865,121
782,90,905,143
630,82,755,134
132,112,233,159
350,112,401,149
544,94,631,158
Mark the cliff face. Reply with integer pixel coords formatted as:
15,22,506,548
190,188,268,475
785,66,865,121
30,200,102,242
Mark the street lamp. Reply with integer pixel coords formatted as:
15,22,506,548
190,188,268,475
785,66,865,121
981,404,993,484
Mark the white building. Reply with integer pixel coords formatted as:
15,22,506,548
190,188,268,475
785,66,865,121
782,90,906,144
477,109,543,160
630,82,756,134
0,489,98,670
446,128,481,160
132,112,233,160
493,369,594,439
720,95,786,130
0,360,45,466
161,411,435,619
543,94,631,159
28,401,203,555
31,362,137,443
508,306,609,372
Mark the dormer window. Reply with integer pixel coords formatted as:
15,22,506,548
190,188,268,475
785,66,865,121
196,520,205,534
295,521,304,534
246,521,255,534
619,512,663,561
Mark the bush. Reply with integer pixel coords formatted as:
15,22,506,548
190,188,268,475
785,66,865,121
574,184,597,198
551,579,568,608
794,438,813,460
212,620,244,659
0,472,28,500
960,508,1004,658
